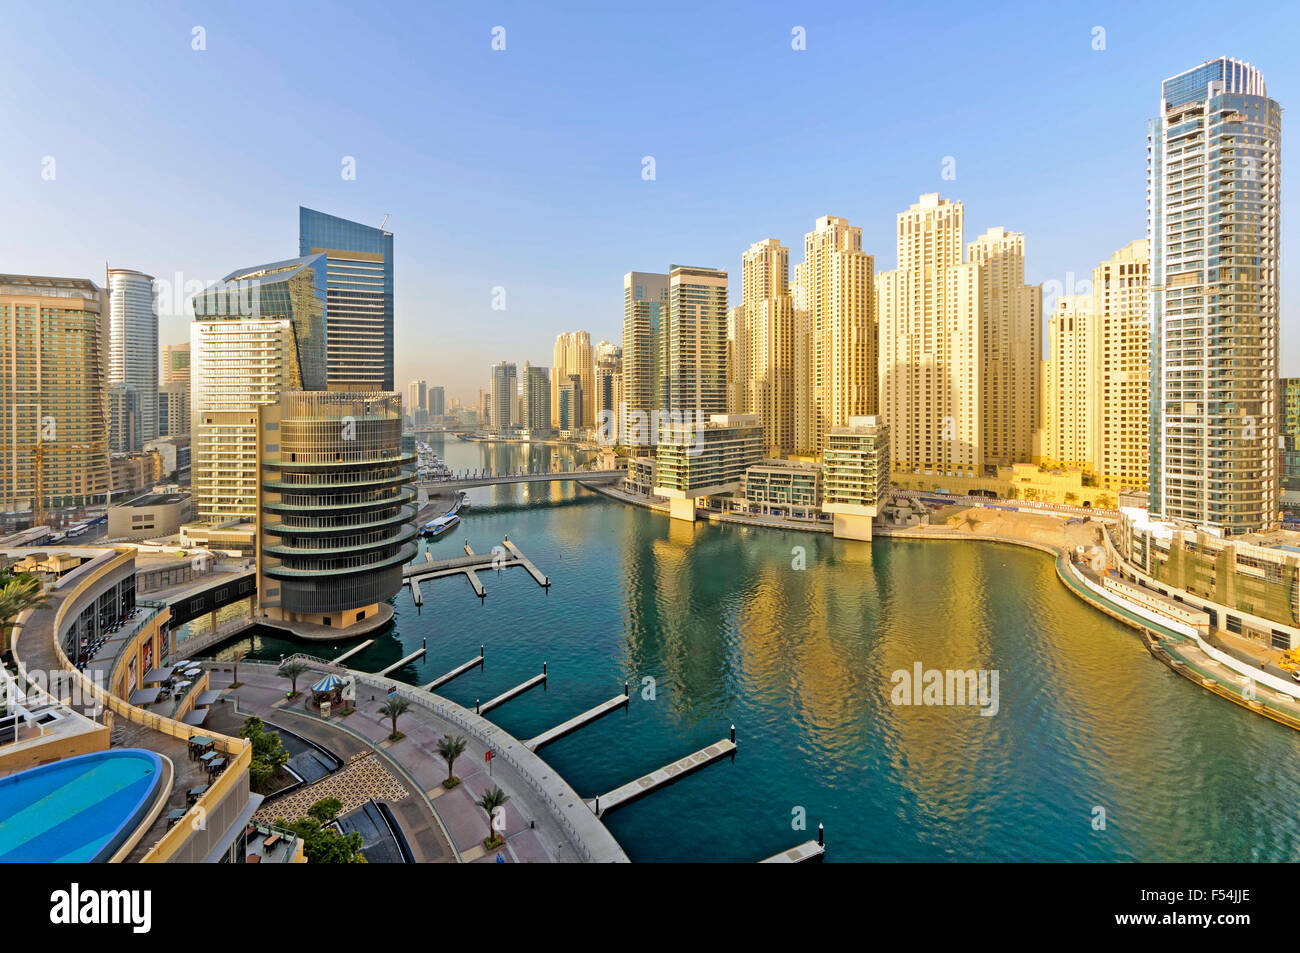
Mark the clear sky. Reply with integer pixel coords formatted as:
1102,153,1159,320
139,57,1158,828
1,0,1296,402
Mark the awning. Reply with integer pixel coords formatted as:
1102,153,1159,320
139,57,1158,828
182,709,209,726
311,674,343,693
195,690,222,707
144,667,175,683
129,686,161,705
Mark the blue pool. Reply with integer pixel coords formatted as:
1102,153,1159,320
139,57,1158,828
0,749,166,862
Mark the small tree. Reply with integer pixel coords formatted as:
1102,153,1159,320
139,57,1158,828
307,797,344,824
437,734,468,788
279,660,308,695
0,574,48,653
476,786,510,848
240,716,289,792
379,695,411,740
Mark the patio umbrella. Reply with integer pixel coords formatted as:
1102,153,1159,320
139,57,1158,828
311,674,343,693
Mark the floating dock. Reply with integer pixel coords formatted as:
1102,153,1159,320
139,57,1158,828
478,670,547,714
422,654,484,691
526,693,629,751
503,539,550,587
333,640,374,665
377,647,426,677
760,840,825,863
586,737,736,817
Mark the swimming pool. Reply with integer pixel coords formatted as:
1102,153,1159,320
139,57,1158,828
0,749,167,862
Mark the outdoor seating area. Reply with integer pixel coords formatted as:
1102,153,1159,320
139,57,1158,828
74,604,147,670
243,822,296,863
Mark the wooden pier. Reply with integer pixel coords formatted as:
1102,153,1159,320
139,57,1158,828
402,538,549,600
526,693,629,751
377,647,426,677
422,653,484,691
586,737,736,817
478,669,547,714
502,538,550,587
333,640,374,665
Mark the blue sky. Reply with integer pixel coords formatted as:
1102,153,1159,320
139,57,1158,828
1,0,1296,401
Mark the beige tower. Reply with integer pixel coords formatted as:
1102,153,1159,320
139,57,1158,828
1041,294,1099,472
793,217,875,454
877,195,981,477
1095,240,1149,490
732,239,795,453
552,330,595,428
966,227,1041,468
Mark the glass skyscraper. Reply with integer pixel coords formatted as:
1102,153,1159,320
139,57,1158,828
299,207,394,391
106,268,159,449
1148,58,1280,533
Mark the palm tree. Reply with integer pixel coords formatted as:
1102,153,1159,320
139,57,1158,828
231,649,248,687
436,734,468,787
279,660,308,694
379,696,411,739
0,574,48,654
476,785,511,845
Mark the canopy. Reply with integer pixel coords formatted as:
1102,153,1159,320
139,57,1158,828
311,674,343,693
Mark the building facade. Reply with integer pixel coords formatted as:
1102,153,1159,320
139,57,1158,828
622,271,670,447
1148,58,1280,533
299,207,394,391
521,362,551,433
552,331,594,429
490,361,517,432
822,415,891,539
732,239,796,454
106,268,159,450
0,275,112,521
654,413,763,521
259,391,417,629
666,266,728,421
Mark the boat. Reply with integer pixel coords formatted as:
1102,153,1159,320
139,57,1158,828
421,513,460,539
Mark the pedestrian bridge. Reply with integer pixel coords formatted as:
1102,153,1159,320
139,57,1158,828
414,469,623,491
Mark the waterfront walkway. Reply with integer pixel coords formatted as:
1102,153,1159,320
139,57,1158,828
208,661,628,862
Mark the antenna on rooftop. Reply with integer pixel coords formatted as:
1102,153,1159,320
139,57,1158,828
380,213,390,230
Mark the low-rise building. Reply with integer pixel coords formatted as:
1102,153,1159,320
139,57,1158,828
107,491,193,540
624,457,656,496
743,460,822,520
822,415,890,539
654,414,764,521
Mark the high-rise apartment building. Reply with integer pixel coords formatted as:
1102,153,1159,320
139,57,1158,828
622,272,670,445
1148,58,1280,533
732,239,796,454
108,384,142,454
428,385,446,421
521,362,551,433
190,255,327,524
878,195,1039,479
1041,294,1099,472
595,341,622,433
1096,240,1150,489
666,265,728,420
966,228,1040,467
793,219,875,455
877,194,980,478
107,268,159,449
0,275,112,519
158,380,189,438
490,361,517,432
552,331,594,429
162,341,190,385
558,374,583,431
406,379,427,427
299,207,394,391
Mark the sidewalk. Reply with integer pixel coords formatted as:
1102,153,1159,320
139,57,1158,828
212,666,577,862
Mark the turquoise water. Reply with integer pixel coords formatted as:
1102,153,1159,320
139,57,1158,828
215,435,1300,862
0,749,165,862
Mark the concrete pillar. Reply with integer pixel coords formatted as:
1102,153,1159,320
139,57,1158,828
831,512,874,541
669,497,697,522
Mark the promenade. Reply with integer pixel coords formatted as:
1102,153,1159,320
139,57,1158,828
209,661,629,863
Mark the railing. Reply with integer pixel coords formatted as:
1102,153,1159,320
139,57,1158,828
235,659,607,862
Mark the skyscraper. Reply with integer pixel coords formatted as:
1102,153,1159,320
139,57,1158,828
190,255,327,524
162,342,190,386
552,331,595,428
1041,294,1098,472
877,194,979,478
406,379,427,426
521,363,551,434
622,271,669,446
0,275,112,520
107,268,159,449
299,207,394,391
1096,240,1150,490
428,385,446,421
966,228,1040,468
732,239,796,454
666,265,728,420
596,341,623,434
793,219,874,454
490,361,517,432
1148,58,1280,533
